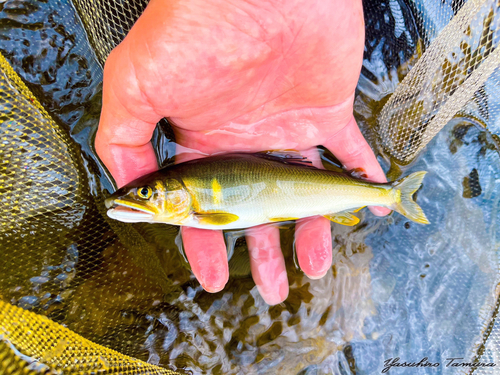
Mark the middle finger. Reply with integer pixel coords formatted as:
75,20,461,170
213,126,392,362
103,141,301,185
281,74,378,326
246,224,288,305
294,147,333,279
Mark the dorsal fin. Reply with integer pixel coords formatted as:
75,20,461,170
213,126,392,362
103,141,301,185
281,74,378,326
252,150,316,168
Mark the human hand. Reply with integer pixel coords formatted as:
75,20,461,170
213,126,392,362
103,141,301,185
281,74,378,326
95,0,390,305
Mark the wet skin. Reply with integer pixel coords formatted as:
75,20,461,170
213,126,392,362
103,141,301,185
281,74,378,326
95,0,390,305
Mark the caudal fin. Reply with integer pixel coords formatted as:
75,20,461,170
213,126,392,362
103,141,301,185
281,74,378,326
392,171,430,224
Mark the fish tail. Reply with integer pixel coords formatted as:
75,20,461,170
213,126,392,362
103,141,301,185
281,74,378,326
391,171,430,224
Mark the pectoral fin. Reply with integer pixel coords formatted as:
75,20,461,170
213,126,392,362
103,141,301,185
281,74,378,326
323,212,360,226
195,212,239,225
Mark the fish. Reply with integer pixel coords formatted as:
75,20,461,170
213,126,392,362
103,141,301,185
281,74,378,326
105,152,429,230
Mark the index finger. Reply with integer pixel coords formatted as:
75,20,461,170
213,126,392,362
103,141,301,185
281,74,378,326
95,44,162,188
324,117,391,216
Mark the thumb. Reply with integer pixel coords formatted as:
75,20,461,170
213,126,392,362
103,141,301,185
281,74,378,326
95,43,162,187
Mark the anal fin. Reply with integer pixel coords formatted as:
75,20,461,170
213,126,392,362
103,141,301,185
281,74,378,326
323,211,360,226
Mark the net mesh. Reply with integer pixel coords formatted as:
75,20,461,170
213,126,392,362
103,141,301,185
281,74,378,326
378,0,500,164
0,45,182,374
0,50,109,310
0,339,57,375
0,300,179,374
72,0,149,66
1,0,500,373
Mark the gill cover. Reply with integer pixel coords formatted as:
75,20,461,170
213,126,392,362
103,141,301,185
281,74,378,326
161,178,192,223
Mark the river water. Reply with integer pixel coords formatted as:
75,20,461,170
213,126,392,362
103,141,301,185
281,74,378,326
0,0,499,374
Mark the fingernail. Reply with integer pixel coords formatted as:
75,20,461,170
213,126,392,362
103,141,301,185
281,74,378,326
258,284,288,305
199,273,228,293
369,206,391,216
257,270,289,305
201,283,225,293
307,270,329,280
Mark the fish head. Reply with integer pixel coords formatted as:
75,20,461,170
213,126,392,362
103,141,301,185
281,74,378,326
105,176,191,224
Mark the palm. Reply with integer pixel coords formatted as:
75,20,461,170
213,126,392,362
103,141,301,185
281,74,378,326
96,0,389,305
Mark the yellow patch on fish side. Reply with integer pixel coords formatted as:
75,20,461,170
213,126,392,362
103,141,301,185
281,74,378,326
188,191,202,213
353,206,365,213
195,212,239,225
323,212,360,226
269,217,299,222
211,178,223,205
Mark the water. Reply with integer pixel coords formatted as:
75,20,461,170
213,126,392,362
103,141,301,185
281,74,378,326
0,0,499,374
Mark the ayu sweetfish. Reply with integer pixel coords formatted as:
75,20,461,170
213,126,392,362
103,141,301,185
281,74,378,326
105,153,429,229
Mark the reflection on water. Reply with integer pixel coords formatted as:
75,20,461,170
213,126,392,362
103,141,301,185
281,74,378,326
0,0,499,374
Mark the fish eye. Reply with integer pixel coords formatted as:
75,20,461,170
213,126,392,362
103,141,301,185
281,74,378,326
137,186,152,199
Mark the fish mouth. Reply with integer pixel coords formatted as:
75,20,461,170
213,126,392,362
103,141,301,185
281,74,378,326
105,198,156,223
